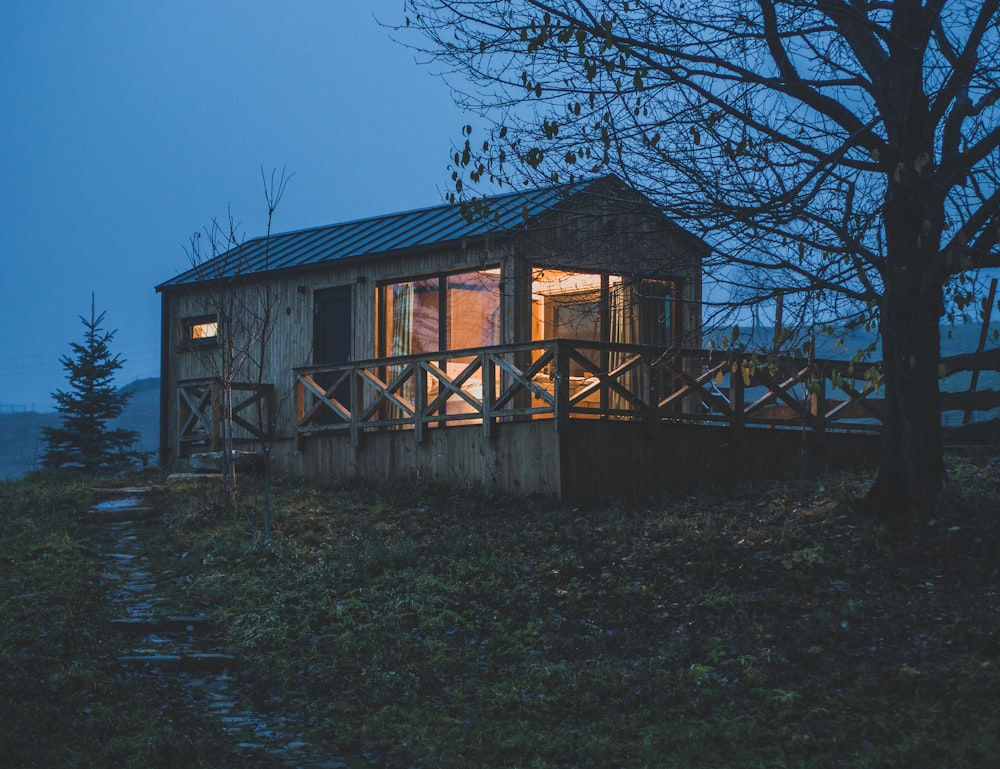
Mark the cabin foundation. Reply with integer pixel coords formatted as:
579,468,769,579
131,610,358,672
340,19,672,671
277,418,880,500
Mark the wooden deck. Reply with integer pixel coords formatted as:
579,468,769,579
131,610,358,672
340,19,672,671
292,340,1000,441
173,341,1000,497
295,339,1000,443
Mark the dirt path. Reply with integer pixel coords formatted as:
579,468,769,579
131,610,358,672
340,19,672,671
92,487,347,769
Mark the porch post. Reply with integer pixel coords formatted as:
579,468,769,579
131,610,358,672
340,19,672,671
350,369,361,448
414,363,427,444
502,249,533,419
729,355,745,438
554,340,570,433
810,363,826,438
481,350,495,439
643,350,659,437
294,375,306,451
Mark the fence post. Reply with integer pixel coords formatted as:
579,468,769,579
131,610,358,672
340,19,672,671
350,369,361,448
964,277,998,425
554,340,570,433
482,351,494,439
414,363,427,444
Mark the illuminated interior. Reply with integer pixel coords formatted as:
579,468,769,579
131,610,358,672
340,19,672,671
182,315,219,348
379,268,501,358
531,269,626,376
190,321,218,340
374,267,678,416
378,269,502,414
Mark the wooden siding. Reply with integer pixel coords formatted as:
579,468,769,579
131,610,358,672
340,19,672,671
269,417,880,500
288,419,562,496
159,189,705,489
161,240,510,461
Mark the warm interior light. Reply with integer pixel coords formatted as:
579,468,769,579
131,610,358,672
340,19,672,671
191,321,218,340
532,269,603,297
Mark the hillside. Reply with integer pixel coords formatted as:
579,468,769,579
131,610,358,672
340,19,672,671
707,320,1000,403
0,378,160,480
706,319,1000,360
6,461,996,767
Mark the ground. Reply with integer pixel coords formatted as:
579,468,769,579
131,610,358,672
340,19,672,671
2,454,998,768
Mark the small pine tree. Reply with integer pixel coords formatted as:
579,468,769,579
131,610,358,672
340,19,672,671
41,295,138,470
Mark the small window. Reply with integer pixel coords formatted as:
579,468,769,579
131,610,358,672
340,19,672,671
181,315,218,349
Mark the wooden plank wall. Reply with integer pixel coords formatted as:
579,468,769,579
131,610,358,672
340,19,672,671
160,241,506,466
557,421,881,500
268,417,881,501
284,420,564,497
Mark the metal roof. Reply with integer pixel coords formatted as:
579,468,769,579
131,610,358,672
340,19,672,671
157,176,618,290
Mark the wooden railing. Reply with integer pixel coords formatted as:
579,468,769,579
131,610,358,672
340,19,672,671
175,343,999,453
177,377,274,453
939,347,1000,439
292,340,1000,444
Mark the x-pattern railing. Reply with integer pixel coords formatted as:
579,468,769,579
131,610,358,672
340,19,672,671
293,341,907,443
177,377,274,452
177,342,999,451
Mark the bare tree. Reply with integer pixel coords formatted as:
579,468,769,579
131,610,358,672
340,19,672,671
185,168,292,548
399,0,1000,523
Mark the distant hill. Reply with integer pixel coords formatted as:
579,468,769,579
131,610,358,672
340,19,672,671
0,378,160,480
706,320,1000,361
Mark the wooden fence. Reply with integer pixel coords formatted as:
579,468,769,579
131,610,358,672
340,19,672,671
177,377,274,454
172,343,1000,454
291,340,999,445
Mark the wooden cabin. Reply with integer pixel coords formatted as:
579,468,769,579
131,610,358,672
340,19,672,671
156,176,711,497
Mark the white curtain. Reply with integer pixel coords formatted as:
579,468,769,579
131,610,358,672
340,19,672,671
388,283,414,423
391,283,413,356
609,281,637,413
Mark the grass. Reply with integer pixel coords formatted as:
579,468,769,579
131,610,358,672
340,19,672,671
0,470,281,769
3,457,999,767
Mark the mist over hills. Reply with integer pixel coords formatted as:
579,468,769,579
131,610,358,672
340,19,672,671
0,378,159,480
706,319,1000,361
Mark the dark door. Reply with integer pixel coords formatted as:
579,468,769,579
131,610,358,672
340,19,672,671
314,286,352,365
313,286,352,425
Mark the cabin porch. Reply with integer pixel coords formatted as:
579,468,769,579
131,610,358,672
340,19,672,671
175,339,922,497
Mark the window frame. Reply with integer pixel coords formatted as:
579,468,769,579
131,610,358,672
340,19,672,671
180,314,219,350
376,266,502,358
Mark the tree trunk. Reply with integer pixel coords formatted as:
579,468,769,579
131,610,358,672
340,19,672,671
262,443,273,550
864,184,946,526
221,381,237,499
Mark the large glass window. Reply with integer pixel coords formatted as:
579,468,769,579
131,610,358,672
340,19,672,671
377,268,501,417
532,270,612,375
378,269,500,358
382,277,440,357
447,270,502,350
635,279,679,348
532,269,678,375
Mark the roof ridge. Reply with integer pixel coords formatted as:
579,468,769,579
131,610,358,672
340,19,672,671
243,175,609,244
157,175,618,289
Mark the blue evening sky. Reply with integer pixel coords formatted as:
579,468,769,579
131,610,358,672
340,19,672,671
0,1,471,409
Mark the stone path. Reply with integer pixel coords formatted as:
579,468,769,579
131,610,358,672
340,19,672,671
92,487,346,769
